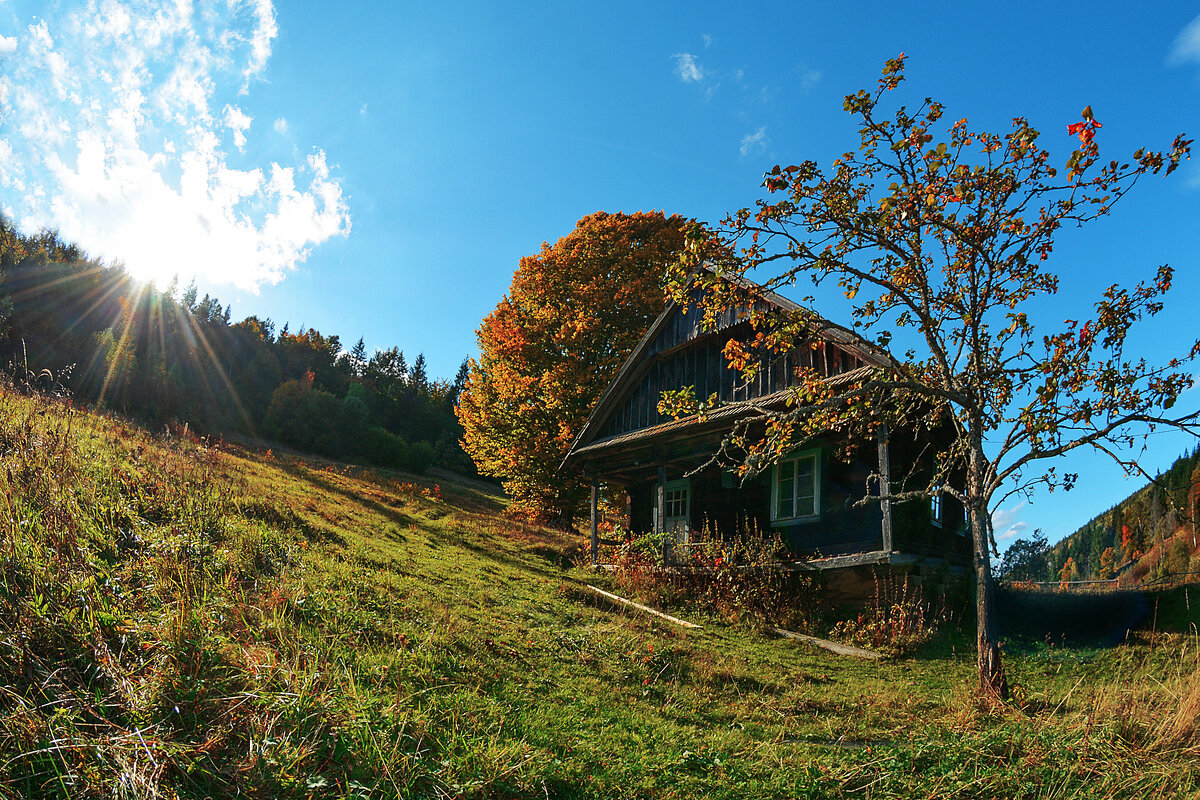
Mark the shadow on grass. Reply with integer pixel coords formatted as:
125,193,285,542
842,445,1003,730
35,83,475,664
996,586,1152,651
240,493,349,547
278,461,418,531
442,534,564,582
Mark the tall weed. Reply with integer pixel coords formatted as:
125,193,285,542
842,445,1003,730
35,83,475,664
606,522,820,629
830,572,943,656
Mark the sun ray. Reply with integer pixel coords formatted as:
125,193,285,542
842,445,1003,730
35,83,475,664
170,300,257,435
97,282,148,407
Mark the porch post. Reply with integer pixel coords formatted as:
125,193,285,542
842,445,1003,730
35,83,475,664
589,477,599,566
657,466,667,561
877,424,893,553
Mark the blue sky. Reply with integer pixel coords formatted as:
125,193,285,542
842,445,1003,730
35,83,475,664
1,0,1199,545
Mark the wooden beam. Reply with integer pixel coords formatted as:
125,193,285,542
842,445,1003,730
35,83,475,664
783,550,892,571
589,478,599,566
656,466,667,537
772,627,882,660
877,424,893,553
584,585,701,629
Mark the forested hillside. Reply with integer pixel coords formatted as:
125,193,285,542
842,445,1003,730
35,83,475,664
1042,447,1200,582
0,221,473,474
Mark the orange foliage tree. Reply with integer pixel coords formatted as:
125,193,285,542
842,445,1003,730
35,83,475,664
1058,557,1079,588
456,212,688,527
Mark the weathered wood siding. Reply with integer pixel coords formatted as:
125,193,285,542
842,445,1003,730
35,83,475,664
886,430,974,562
627,449,884,558
600,311,868,440
776,450,883,557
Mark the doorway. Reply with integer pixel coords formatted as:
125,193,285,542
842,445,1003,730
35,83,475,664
653,478,691,560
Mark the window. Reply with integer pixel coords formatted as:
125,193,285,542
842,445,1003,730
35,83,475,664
664,486,687,519
653,479,691,536
930,490,943,527
771,450,820,522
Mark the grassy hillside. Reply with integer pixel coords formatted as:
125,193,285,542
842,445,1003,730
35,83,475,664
3,386,1200,798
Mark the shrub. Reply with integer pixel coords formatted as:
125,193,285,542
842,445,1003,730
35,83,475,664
359,428,434,474
363,425,409,469
265,376,344,456
607,523,818,628
1168,538,1192,579
405,440,435,474
829,572,942,657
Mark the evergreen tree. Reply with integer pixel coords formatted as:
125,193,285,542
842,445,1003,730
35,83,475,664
182,280,198,311
410,353,428,394
351,337,368,377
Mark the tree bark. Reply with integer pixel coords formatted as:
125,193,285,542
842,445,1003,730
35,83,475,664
967,418,1007,699
970,497,1008,699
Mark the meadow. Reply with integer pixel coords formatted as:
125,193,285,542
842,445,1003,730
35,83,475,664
2,385,1199,798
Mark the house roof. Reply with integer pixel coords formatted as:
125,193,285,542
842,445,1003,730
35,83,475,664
561,267,894,475
569,365,876,459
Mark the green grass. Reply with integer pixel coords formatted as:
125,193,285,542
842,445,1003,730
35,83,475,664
1,387,1200,798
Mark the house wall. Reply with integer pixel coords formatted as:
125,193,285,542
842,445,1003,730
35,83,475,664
629,482,654,534
890,495,972,560
625,447,884,559
576,278,969,568
886,427,974,563
773,449,883,557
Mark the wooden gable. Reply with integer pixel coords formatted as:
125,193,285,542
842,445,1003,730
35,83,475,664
564,275,892,469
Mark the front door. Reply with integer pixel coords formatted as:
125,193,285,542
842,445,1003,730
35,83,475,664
654,478,691,560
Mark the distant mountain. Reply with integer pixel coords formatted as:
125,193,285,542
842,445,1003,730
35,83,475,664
1049,446,1200,584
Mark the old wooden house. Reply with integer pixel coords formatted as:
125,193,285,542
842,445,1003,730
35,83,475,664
561,273,971,577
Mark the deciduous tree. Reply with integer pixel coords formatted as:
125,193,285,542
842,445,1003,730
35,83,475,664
670,55,1195,697
1058,557,1079,588
457,211,689,526
998,530,1051,582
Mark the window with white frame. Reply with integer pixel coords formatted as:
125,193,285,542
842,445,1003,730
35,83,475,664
664,486,687,519
930,489,943,527
771,450,820,523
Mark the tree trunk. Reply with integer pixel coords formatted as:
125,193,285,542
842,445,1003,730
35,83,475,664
971,500,1008,699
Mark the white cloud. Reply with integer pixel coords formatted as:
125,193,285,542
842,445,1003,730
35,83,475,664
0,36,16,55
739,126,768,157
991,500,1030,543
673,52,704,83
28,21,71,99
0,0,350,292
798,67,822,91
224,104,252,150
241,0,278,93
702,34,714,49
1170,14,1200,65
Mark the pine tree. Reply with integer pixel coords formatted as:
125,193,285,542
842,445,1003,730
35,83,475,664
351,337,368,377
410,353,428,394
182,280,198,311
